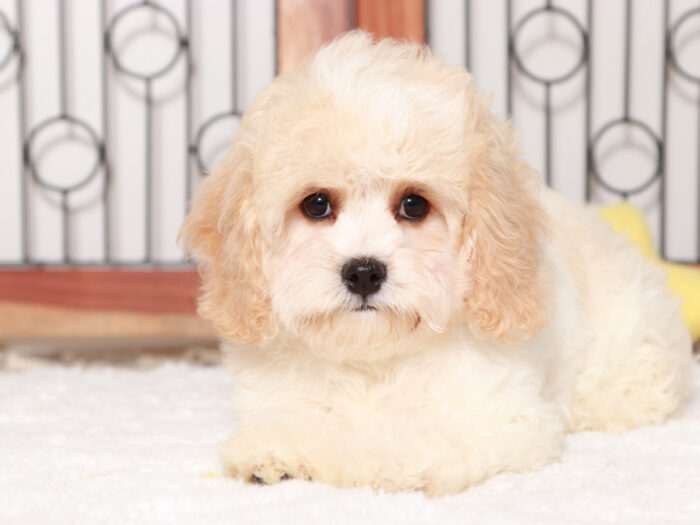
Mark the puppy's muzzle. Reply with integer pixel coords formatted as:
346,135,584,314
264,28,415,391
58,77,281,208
341,258,387,300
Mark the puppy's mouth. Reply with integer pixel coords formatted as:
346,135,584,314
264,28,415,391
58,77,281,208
352,304,377,312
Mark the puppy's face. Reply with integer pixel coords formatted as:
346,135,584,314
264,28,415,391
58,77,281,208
240,100,473,358
266,140,465,357
180,33,549,361
271,184,459,357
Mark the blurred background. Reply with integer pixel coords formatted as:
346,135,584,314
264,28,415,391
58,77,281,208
0,0,699,362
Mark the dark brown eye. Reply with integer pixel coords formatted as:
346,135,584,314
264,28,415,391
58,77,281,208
301,193,332,219
398,194,429,221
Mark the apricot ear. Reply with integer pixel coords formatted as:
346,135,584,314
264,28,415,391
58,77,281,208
461,121,550,344
179,148,274,345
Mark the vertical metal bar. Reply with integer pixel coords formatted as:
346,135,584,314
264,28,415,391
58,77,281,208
660,0,670,258
58,0,67,116
506,0,513,116
424,0,430,45
348,0,356,29
697,85,700,260
101,0,110,262
58,0,70,262
623,0,632,121
465,0,471,70
16,0,28,262
61,190,69,263
185,0,192,213
144,78,152,263
544,82,552,185
585,0,592,201
231,0,237,112
273,0,279,75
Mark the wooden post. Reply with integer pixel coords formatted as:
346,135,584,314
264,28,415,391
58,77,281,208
355,0,425,42
277,0,352,73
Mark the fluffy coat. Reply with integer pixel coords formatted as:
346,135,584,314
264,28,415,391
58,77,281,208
180,32,693,495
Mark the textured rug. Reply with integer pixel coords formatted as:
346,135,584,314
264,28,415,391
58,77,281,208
2,361,700,525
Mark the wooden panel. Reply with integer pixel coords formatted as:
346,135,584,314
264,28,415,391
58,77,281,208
356,0,425,42
0,269,217,341
277,0,351,73
0,301,215,341
0,270,201,314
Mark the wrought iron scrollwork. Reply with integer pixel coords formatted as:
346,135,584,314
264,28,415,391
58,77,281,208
188,0,242,180
104,0,188,263
663,1,700,259
3,0,699,265
24,0,105,264
507,0,590,187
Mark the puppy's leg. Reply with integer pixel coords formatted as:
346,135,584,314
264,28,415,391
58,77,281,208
569,242,693,432
571,338,692,432
417,399,565,495
221,396,565,496
220,423,313,484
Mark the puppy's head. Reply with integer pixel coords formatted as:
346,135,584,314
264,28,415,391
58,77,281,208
180,32,549,360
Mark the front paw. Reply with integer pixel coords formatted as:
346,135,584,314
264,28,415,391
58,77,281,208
221,432,310,485
251,473,291,485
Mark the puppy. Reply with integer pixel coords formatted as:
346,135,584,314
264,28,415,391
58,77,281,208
180,32,693,495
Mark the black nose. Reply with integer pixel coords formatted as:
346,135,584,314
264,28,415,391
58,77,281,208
341,258,387,299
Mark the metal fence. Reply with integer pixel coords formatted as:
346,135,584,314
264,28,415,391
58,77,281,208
506,0,700,262
1,0,251,266
1,0,699,266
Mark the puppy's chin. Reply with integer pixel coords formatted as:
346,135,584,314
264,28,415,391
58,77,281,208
287,307,424,362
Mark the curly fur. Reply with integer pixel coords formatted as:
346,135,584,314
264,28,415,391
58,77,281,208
180,31,693,496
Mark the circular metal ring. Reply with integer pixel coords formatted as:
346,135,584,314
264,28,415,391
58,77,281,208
511,6,588,85
26,115,104,193
107,1,184,81
192,111,241,174
0,9,18,71
668,7,700,84
589,118,662,196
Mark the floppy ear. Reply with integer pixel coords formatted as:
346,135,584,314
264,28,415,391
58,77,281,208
461,111,550,345
179,145,275,345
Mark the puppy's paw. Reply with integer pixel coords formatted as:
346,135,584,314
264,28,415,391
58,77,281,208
251,473,292,485
221,431,310,485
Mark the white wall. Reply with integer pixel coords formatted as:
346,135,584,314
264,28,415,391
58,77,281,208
0,0,698,263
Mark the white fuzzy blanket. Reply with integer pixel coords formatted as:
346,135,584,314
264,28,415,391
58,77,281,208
2,361,700,525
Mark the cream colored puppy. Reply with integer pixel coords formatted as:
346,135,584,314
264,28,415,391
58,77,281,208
180,32,693,495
